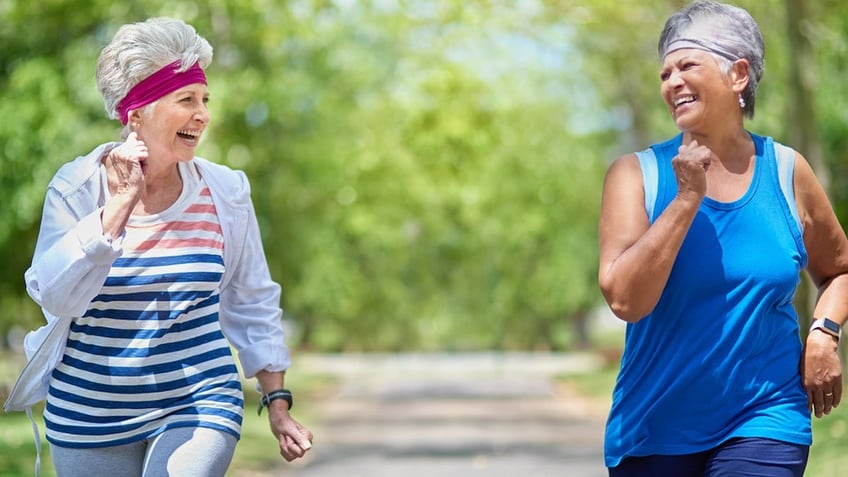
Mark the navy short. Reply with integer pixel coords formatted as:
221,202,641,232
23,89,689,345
608,437,809,477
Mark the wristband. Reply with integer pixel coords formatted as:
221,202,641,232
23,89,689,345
257,389,293,415
810,317,842,343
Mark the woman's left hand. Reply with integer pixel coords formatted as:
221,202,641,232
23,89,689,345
267,401,314,461
801,331,843,418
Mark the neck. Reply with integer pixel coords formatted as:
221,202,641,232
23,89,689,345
683,123,753,170
143,161,183,194
138,162,183,215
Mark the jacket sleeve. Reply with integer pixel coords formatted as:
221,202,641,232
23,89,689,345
25,182,122,318
213,168,290,378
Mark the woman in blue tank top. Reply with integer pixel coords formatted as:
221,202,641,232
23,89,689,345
598,1,848,476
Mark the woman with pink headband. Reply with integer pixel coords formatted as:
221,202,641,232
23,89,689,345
599,1,847,475
10,17,312,476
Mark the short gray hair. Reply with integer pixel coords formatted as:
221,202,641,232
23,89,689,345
96,17,213,123
658,0,764,118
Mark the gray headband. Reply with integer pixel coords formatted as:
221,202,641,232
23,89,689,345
662,37,740,62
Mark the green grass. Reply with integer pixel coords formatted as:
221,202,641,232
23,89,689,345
0,403,55,477
807,408,848,475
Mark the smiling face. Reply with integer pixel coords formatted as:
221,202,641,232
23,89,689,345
659,48,740,134
133,83,210,166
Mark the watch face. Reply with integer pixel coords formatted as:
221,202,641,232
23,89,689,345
823,319,842,334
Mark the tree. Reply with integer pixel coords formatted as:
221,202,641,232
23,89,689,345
2,0,846,353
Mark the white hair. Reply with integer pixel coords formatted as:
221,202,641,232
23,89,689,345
96,17,213,124
658,0,764,118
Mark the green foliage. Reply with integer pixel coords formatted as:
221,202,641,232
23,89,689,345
809,410,848,476
1,0,846,353
810,0,848,222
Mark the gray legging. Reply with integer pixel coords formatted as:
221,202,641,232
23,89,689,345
50,427,238,477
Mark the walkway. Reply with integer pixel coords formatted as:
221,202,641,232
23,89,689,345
250,352,609,477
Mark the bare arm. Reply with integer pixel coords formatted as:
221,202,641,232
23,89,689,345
795,151,848,417
598,142,711,322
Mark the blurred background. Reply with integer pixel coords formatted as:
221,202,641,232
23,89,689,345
1,0,847,475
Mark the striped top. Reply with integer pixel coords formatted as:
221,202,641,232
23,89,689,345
44,161,244,448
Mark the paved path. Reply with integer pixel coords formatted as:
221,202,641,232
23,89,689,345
242,353,609,477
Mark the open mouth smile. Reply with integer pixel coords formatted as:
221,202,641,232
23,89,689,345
674,95,697,108
177,129,201,145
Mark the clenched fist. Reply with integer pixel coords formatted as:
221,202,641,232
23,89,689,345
108,132,148,200
672,140,714,201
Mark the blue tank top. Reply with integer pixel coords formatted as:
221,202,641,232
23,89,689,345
604,133,811,467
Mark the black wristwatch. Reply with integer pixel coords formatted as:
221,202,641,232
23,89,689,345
257,389,293,415
810,317,842,343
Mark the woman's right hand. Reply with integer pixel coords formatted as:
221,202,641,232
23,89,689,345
101,132,147,238
108,132,147,201
672,140,712,201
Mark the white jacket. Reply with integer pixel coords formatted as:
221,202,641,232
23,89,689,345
10,142,290,410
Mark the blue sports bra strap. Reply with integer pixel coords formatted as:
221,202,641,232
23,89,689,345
636,148,659,223
773,142,801,229
638,140,799,229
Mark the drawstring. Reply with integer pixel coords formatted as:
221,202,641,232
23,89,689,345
25,406,42,476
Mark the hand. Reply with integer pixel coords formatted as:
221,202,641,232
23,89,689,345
672,140,713,201
801,331,843,418
267,402,313,462
108,132,148,198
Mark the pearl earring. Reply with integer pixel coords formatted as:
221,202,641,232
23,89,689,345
738,95,746,108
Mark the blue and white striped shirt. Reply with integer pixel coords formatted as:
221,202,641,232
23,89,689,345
44,162,243,447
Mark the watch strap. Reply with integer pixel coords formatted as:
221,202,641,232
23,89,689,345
810,317,842,342
258,389,293,415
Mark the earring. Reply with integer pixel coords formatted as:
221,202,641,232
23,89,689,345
738,95,746,108
131,121,140,131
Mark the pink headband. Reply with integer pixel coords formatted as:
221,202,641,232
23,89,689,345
117,61,207,125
